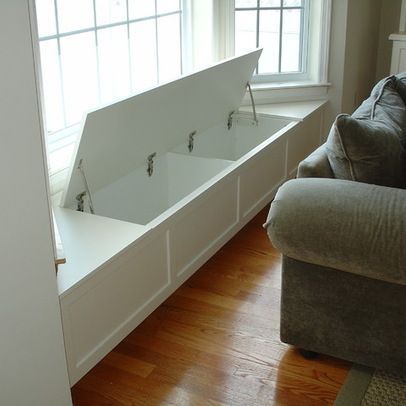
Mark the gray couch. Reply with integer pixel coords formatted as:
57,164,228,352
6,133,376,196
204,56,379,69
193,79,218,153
265,74,406,374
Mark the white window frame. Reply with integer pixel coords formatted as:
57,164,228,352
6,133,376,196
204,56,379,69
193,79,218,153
213,0,331,86
234,0,310,82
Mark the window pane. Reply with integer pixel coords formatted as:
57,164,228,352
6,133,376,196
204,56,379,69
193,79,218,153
37,0,185,136
60,33,99,125
39,39,64,133
258,10,280,74
261,0,281,7
157,14,181,82
98,26,131,103
156,0,180,14
57,0,94,33
35,0,56,38
235,0,258,8
281,9,301,71
49,143,75,173
95,0,127,26
283,0,302,6
128,0,155,20
235,11,257,56
129,20,157,91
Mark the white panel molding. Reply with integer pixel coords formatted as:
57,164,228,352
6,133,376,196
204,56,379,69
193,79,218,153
389,34,406,74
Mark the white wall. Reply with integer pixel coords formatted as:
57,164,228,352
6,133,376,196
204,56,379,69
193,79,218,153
0,2,72,405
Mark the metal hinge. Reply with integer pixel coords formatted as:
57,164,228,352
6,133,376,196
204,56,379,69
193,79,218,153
227,111,235,130
77,159,95,214
76,191,87,212
147,152,156,177
247,82,258,126
188,130,197,152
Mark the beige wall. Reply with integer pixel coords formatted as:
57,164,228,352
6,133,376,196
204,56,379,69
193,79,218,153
341,0,382,114
375,0,402,81
326,0,401,134
324,0,349,135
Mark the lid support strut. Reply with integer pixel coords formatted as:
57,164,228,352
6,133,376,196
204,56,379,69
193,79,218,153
77,159,95,214
247,82,258,126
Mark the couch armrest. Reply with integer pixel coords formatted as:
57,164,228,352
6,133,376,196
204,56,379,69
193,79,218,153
297,145,334,178
264,178,406,285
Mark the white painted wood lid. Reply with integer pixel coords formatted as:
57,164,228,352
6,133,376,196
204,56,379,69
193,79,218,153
61,49,262,209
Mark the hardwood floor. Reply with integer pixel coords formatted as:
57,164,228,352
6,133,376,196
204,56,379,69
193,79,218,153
71,206,350,406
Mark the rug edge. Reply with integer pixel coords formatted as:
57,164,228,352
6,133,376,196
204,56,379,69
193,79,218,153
333,364,374,406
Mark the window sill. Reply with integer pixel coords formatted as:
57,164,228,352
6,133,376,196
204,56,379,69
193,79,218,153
243,80,331,105
238,99,327,122
251,80,330,90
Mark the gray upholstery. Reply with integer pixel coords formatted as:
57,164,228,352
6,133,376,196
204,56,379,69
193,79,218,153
353,74,406,145
265,74,406,374
280,257,406,375
297,145,334,178
266,178,406,285
325,114,406,188
325,75,406,187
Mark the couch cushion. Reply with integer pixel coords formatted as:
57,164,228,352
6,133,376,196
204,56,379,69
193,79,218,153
297,145,334,179
326,114,406,188
353,76,406,147
325,76,406,188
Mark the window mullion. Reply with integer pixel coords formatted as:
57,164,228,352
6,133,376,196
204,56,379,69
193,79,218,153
126,0,134,92
154,0,160,83
54,0,68,130
256,0,260,49
256,0,260,75
278,4,283,73
180,0,192,74
298,2,305,72
92,0,102,105
179,0,184,75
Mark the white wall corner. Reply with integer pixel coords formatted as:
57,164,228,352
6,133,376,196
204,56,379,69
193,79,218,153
212,0,234,61
400,0,406,31
318,0,332,84
0,1,72,404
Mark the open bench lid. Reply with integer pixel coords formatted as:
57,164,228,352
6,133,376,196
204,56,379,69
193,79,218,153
62,49,262,209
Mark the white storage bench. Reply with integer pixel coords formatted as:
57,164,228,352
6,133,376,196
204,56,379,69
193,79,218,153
55,50,326,385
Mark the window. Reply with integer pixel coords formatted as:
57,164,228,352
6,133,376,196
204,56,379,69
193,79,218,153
234,0,308,80
33,0,330,191
35,0,183,135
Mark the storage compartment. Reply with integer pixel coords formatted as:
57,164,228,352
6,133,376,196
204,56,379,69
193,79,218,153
55,49,324,386
70,115,292,226
88,153,233,225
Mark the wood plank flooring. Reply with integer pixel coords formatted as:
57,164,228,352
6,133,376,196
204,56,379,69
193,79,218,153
71,206,350,405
